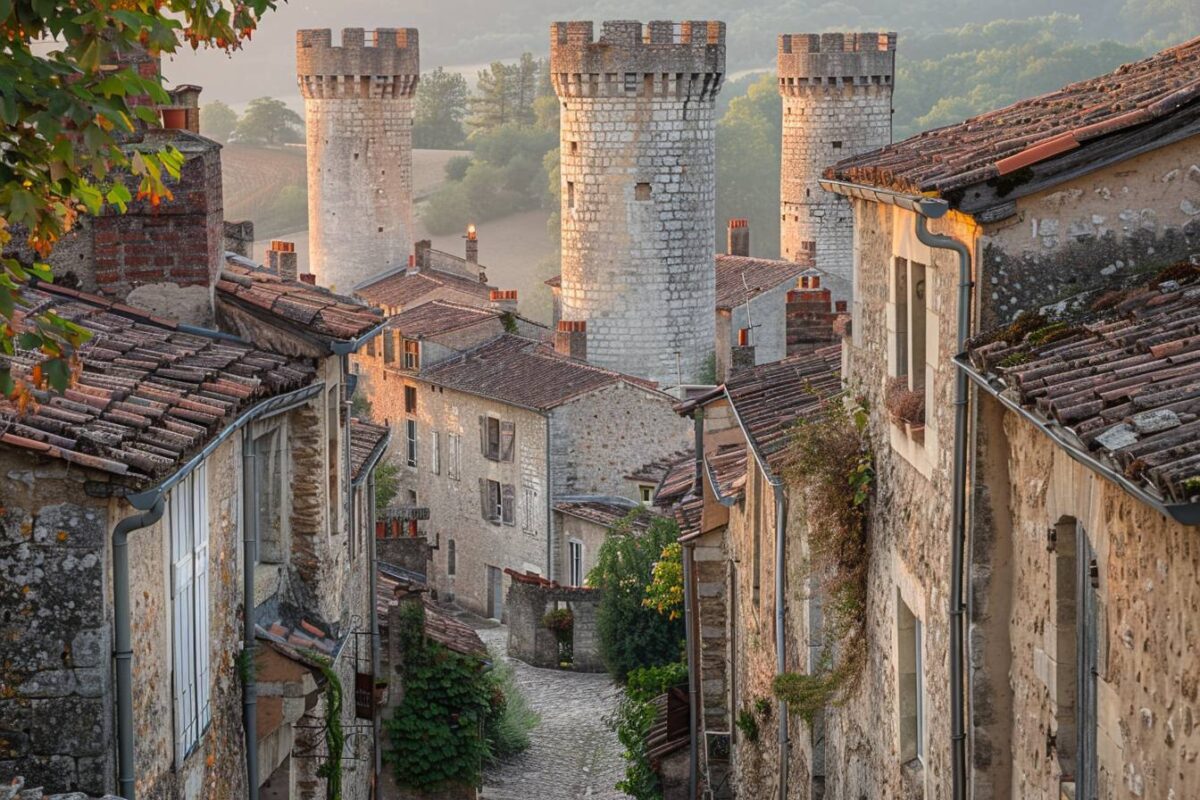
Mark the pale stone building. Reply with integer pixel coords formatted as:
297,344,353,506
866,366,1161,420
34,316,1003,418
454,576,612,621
803,34,1200,800
353,236,495,317
298,27,419,293
552,20,726,386
778,32,896,289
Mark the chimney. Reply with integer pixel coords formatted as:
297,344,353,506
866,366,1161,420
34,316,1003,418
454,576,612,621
555,320,587,361
163,85,203,134
727,218,750,257
267,240,299,281
412,240,431,274
489,289,518,315
223,220,255,259
731,327,756,373
300,273,316,285
406,253,418,276
786,271,837,356
465,224,479,264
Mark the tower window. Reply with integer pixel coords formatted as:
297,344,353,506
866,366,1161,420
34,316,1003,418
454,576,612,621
570,141,579,154
832,141,843,149
635,182,652,201
567,181,575,209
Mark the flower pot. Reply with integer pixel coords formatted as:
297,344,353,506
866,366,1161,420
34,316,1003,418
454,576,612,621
161,108,188,130
905,422,925,444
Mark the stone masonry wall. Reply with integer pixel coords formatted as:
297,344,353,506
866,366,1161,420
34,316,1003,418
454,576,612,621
504,577,603,672
299,28,419,293
552,20,725,385
779,33,895,287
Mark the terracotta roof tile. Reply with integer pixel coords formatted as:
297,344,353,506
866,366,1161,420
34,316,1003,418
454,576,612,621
715,254,809,310
220,257,383,343
386,299,502,338
966,268,1200,503
627,449,693,484
349,418,389,483
0,285,317,485
356,265,493,312
375,566,487,658
827,36,1200,196
554,500,661,531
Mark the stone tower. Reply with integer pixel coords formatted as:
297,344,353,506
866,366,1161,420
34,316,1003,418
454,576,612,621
778,32,896,286
552,20,725,387
297,28,418,292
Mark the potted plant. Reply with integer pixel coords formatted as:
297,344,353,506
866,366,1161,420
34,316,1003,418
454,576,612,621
885,376,926,441
542,608,575,668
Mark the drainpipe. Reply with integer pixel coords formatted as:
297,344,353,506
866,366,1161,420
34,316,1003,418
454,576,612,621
685,407,704,799
113,497,166,800
242,433,260,799
368,472,382,790
773,483,788,800
545,413,554,581
914,212,972,800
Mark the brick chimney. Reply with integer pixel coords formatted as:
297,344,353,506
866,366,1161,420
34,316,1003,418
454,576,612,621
727,218,750,257
489,289,518,315
555,320,587,361
731,326,756,373
786,271,838,356
267,240,299,281
163,85,203,134
465,224,478,264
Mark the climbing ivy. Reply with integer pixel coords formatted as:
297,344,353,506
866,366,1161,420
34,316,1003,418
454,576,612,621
314,659,345,800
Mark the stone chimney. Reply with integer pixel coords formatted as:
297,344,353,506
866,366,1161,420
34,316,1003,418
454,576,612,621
412,241,431,274
465,224,479,264
224,220,255,259
555,320,587,361
267,240,299,281
489,289,518,315
727,218,750,257
786,271,839,356
731,327,756,373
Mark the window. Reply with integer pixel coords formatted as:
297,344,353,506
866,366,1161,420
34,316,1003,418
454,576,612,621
831,140,843,149
366,337,376,358
383,331,395,363
170,464,210,764
893,258,928,391
327,387,341,536
447,433,461,480
569,540,584,586
404,340,419,371
252,419,288,564
522,486,537,532
567,181,575,210
447,538,456,576
501,484,516,526
431,430,441,475
1053,519,1100,796
897,594,924,764
482,479,502,523
404,385,417,414
480,417,515,462
406,419,418,468
635,182,651,201
640,485,654,503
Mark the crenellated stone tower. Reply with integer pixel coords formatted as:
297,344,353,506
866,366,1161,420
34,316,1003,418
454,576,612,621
778,32,896,287
551,20,725,387
297,28,418,292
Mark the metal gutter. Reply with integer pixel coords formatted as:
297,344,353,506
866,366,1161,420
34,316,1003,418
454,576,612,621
684,407,703,800
818,179,949,219
330,318,388,356
957,356,1200,526
241,433,260,800
545,411,555,582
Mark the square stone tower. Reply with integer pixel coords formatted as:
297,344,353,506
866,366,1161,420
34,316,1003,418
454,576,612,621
297,28,419,293
779,32,896,287
552,20,725,387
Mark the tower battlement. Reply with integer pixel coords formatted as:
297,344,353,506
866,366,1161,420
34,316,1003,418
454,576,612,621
778,31,896,95
297,28,419,98
550,20,725,100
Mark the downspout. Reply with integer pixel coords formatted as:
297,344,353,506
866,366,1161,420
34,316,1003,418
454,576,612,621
686,407,704,800
113,497,166,800
545,412,554,581
368,472,382,791
773,482,788,800
914,212,972,800
242,432,260,799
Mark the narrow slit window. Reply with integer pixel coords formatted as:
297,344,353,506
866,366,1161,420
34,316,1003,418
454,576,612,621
635,182,651,201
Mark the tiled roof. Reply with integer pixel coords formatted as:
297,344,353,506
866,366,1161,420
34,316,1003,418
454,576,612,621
627,449,693,484
644,687,690,766
349,418,389,483
376,565,487,658
356,266,493,312
386,299,500,338
503,567,600,593
827,36,1200,195
421,334,661,411
555,499,661,531
256,609,343,659
707,442,749,501
545,275,562,289
715,254,809,310
218,258,383,343
0,285,316,484
965,268,1200,504
654,454,696,509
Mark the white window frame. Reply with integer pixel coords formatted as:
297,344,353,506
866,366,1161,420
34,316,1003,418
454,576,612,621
639,484,654,504
170,463,211,765
569,539,584,586
406,419,418,468
403,339,420,371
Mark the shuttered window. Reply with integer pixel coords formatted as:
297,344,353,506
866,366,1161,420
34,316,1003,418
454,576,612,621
480,479,502,523
499,421,515,462
406,420,418,468
479,417,513,462
431,430,441,475
501,484,516,526
171,463,210,765
447,433,460,480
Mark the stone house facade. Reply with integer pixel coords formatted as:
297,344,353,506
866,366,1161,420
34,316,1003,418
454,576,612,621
360,332,691,619
804,35,1200,800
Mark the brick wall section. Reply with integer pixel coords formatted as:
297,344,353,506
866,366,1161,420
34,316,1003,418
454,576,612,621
552,20,725,385
778,33,895,286
785,280,841,356
298,28,419,293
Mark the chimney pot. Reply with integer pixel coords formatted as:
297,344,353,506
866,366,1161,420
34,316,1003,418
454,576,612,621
489,289,518,314
465,224,479,264
266,240,299,281
555,320,587,360
737,327,750,347
727,218,750,257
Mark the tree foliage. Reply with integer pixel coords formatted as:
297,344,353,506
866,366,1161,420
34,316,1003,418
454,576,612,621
589,514,686,682
609,661,689,800
714,73,781,258
200,99,238,143
414,67,469,149
469,54,544,132
234,96,302,145
0,0,277,399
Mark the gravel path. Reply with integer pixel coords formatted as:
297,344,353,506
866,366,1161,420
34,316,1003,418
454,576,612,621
474,622,631,800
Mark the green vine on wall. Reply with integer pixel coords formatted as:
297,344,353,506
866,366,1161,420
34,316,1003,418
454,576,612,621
313,657,345,800
773,396,874,723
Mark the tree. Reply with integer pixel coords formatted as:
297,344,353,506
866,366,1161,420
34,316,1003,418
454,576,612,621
589,514,686,682
715,73,781,258
0,1,278,399
468,54,547,134
200,99,238,143
413,67,469,149
234,97,303,146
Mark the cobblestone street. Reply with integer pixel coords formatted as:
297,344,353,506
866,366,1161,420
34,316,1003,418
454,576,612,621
475,623,631,800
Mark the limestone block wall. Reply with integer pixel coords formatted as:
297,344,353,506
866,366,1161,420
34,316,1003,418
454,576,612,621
504,578,604,672
779,32,895,286
298,28,419,293
552,20,725,386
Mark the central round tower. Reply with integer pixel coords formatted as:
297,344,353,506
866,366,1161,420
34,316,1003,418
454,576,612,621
297,28,419,293
551,20,725,386
778,32,896,289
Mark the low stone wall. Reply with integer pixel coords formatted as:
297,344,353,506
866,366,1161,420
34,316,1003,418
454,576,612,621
504,571,604,672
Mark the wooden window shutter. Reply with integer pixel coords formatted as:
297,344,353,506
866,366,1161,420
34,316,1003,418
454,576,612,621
501,484,516,526
479,416,488,456
500,421,516,462
479,478,488,520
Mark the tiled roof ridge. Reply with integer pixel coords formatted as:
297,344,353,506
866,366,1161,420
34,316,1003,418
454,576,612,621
28,280,185,334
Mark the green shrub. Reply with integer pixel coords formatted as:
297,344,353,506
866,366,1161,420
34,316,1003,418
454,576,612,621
444,154,472,182
735,708,759,742
609,662,688,800
483,655,539,762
